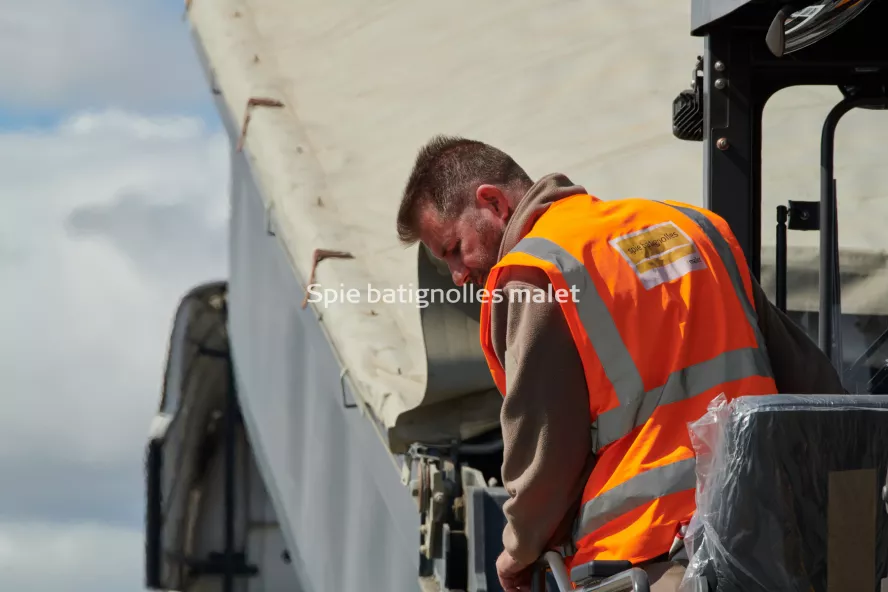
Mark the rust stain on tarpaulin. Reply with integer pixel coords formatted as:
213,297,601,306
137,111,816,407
237,97,285,152
301,249,355,309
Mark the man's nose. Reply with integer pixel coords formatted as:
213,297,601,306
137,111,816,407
451,267,470,287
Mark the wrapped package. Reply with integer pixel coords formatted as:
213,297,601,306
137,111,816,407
679,394,888,592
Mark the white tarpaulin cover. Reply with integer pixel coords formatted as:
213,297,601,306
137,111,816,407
186,0,888,452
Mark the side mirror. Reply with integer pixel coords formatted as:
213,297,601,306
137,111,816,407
765,0,877,58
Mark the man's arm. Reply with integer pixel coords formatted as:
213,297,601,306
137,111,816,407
751,277,847,394
490,265,596,568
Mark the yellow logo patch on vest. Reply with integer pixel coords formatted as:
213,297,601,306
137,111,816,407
609,221,708,289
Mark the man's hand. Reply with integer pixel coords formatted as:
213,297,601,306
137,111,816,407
496,549,534,591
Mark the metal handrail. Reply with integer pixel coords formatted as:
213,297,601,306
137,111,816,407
532,552,651,592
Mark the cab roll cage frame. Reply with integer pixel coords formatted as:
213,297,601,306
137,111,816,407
674,0,888,372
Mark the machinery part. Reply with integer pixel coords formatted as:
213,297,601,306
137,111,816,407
409,437,504,456
681,0,888,280
786,201,820,232
672,56,704,141
883,466,888,516
774,200,819,316
223,353,237,592
408,445,491,590
766,0,876,57
819,93,888,368
572,560,633,586
532,552,651,592
578,569,651,592
775,205,787,313
840,82,888,109
144,434,164,589
845,327,888,389
866,362,888,394
416,459,449,571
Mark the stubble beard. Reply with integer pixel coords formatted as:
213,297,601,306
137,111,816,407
473,217,504,285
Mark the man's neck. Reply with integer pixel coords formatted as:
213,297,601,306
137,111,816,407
497,173,590,260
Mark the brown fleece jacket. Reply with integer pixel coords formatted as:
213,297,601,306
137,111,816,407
489,173,847,567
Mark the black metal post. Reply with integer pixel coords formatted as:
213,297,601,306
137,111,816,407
776,205,787,313
224,356,236,592
703,30,763,280
819,95,888,368
144,439,163,589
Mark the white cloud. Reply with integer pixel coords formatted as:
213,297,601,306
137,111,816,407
62,110,209,141
0,109,228,544
0,4,228,590
0,0,209,110
0,521,145,592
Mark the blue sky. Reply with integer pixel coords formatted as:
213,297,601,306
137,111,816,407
0,0,221,130
0,1,229,589
0,103,222,132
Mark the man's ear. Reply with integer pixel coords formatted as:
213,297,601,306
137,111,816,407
475,184,510,220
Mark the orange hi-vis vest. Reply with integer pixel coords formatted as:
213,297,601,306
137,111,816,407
478,194,778,566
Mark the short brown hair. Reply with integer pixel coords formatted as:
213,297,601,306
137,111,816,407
396,135,532,245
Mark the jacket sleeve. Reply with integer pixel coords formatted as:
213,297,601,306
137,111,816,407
489,265,597,567
751,277,847,394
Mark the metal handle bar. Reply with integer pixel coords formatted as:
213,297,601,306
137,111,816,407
531,551,651,592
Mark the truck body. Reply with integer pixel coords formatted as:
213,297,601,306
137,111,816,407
144,1,888,591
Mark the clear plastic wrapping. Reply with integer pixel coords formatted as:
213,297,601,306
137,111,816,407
679,394,888,592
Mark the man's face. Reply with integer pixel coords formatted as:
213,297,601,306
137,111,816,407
418,187,510,287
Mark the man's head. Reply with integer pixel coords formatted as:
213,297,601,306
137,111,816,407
396,135,533,286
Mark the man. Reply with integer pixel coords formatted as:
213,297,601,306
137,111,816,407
395,135,846,591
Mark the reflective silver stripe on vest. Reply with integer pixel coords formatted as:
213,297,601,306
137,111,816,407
595,344,768,448
663,203,772,363
510,237,645,408
507,204,774,543
573,457,697,541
